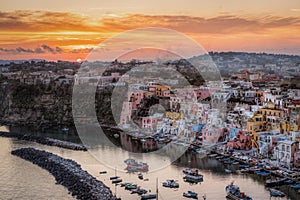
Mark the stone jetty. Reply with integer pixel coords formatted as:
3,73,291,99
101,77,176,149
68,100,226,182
11,148,117,200
0,132,87,151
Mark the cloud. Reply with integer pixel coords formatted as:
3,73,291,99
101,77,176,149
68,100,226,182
0,45,65,54
0,10,299,35
42,44,56,54
0,10,96,32
100,14,300,34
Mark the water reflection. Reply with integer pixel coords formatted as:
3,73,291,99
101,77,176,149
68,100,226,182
1,126,299,199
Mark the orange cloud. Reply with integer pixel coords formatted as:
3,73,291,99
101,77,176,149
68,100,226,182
0,10,299,60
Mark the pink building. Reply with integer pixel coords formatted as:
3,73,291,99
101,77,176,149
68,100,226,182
202,128,228,144
226,131,252,151
193,88,211,101
142,114,163,129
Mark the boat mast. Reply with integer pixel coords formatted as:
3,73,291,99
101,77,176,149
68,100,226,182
156,177,158,200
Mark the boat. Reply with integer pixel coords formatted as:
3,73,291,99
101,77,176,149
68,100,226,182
110,176,120,180
232,161,240,165
183,168,204,179
124,159,149,172
183,168,201,175
141,194,157,199
120,182,131,187
265,178,287,187
138,173,143,180
240,169,249,173
239,164,250,169
131,187,148,195
162,179,179,188
61,127,69,132
125,183,138,190
225,182,252,200
256,171,270,176
99,171,107,174
216,156,224,160
225,169,232,173
284,179,295,185
112,178,122,184
183,174,203,182
183,191,198,199
269,188,285,197
209,154,218,158
290,183,300,189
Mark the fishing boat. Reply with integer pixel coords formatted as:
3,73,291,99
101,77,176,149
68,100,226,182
138,173,143,180
183,191,198,199
225,182,252,200
141,194,157,199
265,178,287,187
124,159,149,172
162,179,179,188
269,189,285,197
290,183,300,189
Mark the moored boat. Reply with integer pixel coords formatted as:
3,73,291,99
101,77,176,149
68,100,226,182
183,191,198,199
131,187,148,195
290,183,300,189
269,188,285,197
138,173,143,180
183,174,203,182
110,176,120,180
112,178,122,184
265,178,287,187
125,183,138,190
225,182,252,200
125,159,149,172
162,179,179,188
141,194,157,199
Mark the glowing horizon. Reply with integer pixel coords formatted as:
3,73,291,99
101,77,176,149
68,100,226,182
0,1,300,61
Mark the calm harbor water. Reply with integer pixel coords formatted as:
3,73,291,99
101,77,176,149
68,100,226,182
0,126,299,200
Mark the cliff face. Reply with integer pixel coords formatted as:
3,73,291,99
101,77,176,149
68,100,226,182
0,77,73,127
0,77,116,128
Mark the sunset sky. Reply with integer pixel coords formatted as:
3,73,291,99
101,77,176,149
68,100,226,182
0,0,300,61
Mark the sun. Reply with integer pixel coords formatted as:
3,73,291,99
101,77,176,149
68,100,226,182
76,58,82,63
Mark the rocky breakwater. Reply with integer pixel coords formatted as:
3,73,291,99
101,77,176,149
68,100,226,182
0,132,87,151
11,148,117,200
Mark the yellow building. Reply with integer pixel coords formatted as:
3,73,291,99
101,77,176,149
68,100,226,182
166,111,184,120
156,85,171,97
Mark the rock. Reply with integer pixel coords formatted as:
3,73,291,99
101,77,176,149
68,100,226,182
11,148,117,200
0,132,87,151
